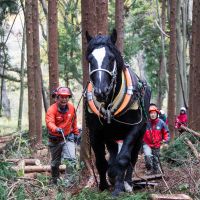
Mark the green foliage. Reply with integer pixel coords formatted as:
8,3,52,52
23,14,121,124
71,188,149,200
123,1,169,98
0,161,16,179
160,135,199,166
58,1,82,85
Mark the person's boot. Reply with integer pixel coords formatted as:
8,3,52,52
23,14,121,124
50,166,59,185
144,156,153,175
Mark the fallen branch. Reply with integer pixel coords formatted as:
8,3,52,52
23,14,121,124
180,125,200,138
184,137,200,160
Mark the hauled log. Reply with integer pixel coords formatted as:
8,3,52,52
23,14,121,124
12,165,66,173
180,125,200,138
184,138,200,160
132,173,164,183
150,193,192,200
6,158,41,166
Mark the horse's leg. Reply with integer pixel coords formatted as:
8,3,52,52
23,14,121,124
90,135,109,191
106,141,118,185
112,126,144,196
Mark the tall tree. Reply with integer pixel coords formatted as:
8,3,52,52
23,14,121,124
48,0,59,105
167,0,177,139
156,0,168,108
32,0,42,145
18,23,26,131
96,0,108,35
189,0,200,131
115,0,124,53
80,0,97,168
176,0,188,113
25,0,36,146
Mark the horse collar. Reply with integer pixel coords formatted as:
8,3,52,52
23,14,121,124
86,68,135,122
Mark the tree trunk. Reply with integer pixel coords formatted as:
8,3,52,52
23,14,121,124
81,0,97,167
48,0,59,105
189,0,200,130
18,23,26,131
115,0,124,53
25,0,36,146
96,0,108,35
32,0,42,145
167,0,177,140
156,0,167,109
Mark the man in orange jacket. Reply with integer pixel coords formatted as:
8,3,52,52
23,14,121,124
46,87,79,185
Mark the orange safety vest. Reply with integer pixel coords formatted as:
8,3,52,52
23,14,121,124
46,102,79,137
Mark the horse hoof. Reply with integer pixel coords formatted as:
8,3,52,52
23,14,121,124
112,189,123,197
124,181,133,193
99,182,109,191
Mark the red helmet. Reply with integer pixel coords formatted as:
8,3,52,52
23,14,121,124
149,105,159,113
57,87,72,97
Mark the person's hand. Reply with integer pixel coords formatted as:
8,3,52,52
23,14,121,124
67,133,75,142
56,128,63,134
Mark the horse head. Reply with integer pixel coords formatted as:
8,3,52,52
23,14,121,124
86,29,124,103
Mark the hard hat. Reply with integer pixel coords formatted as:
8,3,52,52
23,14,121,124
160,110,165,115
149,105,159,113
57,87,72,97
180,107,186,112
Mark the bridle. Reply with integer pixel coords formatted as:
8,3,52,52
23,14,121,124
89,61,118,97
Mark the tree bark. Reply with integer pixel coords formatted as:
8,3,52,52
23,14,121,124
115,0,124,53
189,0,200,130
96,0,108,35
81,0,97,168
167,0,177,140
18,23,26,131
156,0,167,109
25,0,36,146
32,0,42,145
48,0,59,105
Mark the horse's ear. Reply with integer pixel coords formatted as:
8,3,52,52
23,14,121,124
86,31,93,43
110,29,117,44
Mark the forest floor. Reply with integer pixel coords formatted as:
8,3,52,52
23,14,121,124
0,132,199,200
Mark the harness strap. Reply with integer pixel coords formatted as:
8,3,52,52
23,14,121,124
86,68,133,117
114,68,133,116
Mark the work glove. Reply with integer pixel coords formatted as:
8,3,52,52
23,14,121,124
56,128,63,134
67,133,75,142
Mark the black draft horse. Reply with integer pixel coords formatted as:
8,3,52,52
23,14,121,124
85,29,151,196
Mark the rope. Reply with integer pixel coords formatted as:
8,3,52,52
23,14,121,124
113,107,143,126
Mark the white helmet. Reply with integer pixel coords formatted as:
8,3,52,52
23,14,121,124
160,110,165,115
180,107,186,112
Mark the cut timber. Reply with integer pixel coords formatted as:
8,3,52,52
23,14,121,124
184,138,200,160
180,125,200,138
6,159,41,166
150,193,192,200
0,137,13,143
12,160,25,176
24,173,37,179
132,173,163,183
12,165,66,173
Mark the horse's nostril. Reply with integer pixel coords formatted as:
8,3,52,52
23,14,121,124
94,88,101,96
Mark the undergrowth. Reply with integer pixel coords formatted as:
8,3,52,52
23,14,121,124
71,188,149,200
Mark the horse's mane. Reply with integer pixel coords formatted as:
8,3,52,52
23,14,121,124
86,34,125,69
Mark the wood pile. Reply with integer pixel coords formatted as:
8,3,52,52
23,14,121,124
7,158,66,178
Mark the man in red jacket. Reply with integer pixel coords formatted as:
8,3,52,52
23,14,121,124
46,87,79,185
175,107,188,133
143,105,170,174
